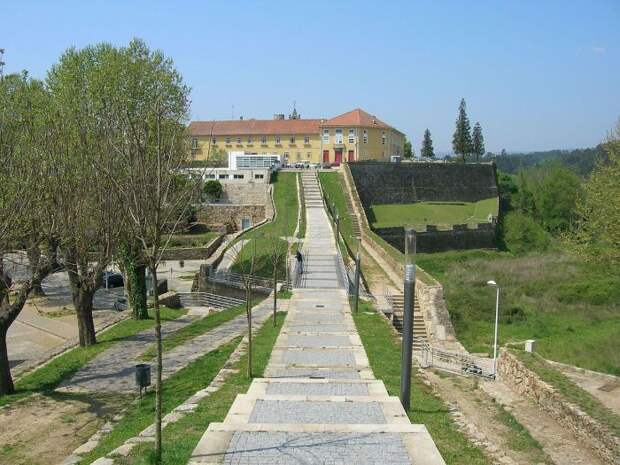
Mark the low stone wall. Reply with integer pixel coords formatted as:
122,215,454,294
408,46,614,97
197,204,266,232
160,234,224,261
220,183,269,205
159,291,182,309
498,350,619,464
375,223,496,253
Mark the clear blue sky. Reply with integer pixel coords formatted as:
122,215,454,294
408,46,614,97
2,0,619,153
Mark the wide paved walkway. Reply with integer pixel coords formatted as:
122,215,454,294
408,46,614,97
188,172,445,464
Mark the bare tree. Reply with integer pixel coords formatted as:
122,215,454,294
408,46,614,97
242,237,257,378
266,233,287,326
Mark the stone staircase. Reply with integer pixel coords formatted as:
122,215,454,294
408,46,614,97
389,294,428,351
342,179,363,239
187,174,445,465
300,172,323,209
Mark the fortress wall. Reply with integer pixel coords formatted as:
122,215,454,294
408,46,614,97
348,161,498,205
375,223,496,254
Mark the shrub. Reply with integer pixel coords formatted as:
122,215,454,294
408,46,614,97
503,212,550,254
203,180,223,201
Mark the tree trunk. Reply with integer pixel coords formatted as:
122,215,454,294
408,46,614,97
151,265,163,464
246,282,252,379
127,263,148,320
74,287,97,347
0,325,14,396
272,267,277,327
27,247,45,297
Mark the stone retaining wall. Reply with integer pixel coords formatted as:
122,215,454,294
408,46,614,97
349,161,498,205
197,204,266,232
160,234,224,260
375,223,496,253
498,350,619,464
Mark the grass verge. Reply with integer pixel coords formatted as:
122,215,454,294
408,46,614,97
78,337,241,464
494,404,552,463
117,311,286,465
231,171,298,279
353,300,491,465
0,307,185,407
513,350,620,436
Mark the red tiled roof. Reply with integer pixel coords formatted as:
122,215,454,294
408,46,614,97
321,108,393,129
188,119,322,136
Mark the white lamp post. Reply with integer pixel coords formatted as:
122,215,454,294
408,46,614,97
487,280,500,378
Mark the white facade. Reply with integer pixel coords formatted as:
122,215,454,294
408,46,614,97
228,151,281,170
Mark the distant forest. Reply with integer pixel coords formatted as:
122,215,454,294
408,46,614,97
488,146,607,176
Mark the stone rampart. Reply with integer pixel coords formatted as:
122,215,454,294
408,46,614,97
498,350,619,464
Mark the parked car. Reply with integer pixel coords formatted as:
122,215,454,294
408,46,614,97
103,271,124,288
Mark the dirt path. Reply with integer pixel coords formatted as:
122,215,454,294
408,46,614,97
424,370,553,465
482,379,607,465
0,393,129,465
547,361,620,416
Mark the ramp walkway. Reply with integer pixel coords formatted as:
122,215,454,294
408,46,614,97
188,172,445,464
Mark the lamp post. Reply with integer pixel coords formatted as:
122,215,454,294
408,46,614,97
400,227,416,411
335,212,340,244
487,280,500,378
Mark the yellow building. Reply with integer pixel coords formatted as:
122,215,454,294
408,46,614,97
188,108,405,166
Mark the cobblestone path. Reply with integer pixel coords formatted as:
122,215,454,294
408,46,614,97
58,304,272,394
189,172,445,464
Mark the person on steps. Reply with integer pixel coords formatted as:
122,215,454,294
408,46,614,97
296,250,303,274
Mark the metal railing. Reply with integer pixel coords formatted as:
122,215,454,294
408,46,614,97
177,292,245,310
208,270,275,292
419,341,495,379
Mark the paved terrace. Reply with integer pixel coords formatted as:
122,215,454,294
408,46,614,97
188,173,445,465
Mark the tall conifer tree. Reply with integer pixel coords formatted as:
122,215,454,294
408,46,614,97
472,122,485,161
452,98,473,162
421,129,435,158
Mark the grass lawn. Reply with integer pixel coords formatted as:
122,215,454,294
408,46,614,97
231,171,299,279
318,172,357,252
0,307,186,407
78,337,241,464
116,311,286,465
353,301,491,465
513,350,620,437
368,198,498,229
166,231,220,248
417,249,620,375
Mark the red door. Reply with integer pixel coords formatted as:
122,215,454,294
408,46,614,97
348,150,355,162
334,149,343,165
323,150,329,163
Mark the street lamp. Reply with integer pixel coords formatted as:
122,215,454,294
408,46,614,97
400,227,416,411
487,280,500,378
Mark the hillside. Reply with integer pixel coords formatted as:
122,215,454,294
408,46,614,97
491,146,606,176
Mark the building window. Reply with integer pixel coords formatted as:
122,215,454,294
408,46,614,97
225,136,231,144
233,174,244,179
290,136,296,144
307,152,312,159
212,138,217,145
236,136,242,144
261,135,267,144
255,174,264,179
304,136,310,144
283,152,289,160
191,138,198,149
219,174,228,179
322,129,329,143
275,136,281,145
204,174,215,179
348,129,355,143
381,131,386,145
335,129,343,144
363,130,368,144
247,136,252,144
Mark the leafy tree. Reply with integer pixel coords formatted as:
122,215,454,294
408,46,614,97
421,129,435,158
46,44,125,347
530,164,582,233
0,73,59,394
503,212,550,254
472,122,485,161
452,98,473,162
95,39,197,464
571,122,620,264
403,138,413,159
203,180,223,201
497,172,517,213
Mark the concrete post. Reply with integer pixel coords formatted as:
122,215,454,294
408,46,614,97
400,264,415,411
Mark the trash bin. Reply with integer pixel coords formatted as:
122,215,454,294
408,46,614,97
135,363,151,390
